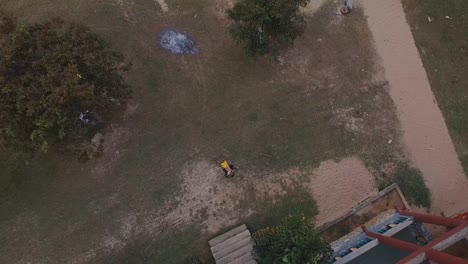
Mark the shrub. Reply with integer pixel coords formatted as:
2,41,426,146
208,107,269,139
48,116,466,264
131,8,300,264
394,163,432,208
252,214,332,264
0,11,131,152
227,0,310,57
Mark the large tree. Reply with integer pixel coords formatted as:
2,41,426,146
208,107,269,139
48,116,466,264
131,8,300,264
253,214,332,264
0,12,131,152
227,0,310,57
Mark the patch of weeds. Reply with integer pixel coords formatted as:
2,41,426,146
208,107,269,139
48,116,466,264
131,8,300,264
183,256,203,264
366,153,431,208
247,111,258,122
377,179,394,191
393,163,431,208
113,224,209,264
269,102,281,112
147,75,159,93
366,80,389,92
197,206,209,220
0,151,48,196
245,189,318,232
0,153,28,189
461,154,468,176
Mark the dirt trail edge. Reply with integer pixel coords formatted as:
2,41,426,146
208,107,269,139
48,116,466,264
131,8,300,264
360,0,468,215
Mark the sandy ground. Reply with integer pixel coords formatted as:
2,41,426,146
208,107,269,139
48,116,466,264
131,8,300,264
160,157,376,233
311,158,378,226
67,157,377,262
360,0,468,215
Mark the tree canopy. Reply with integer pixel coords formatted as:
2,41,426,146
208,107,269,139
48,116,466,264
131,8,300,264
227,0,310,57
253,214,332,264
0,11,131,152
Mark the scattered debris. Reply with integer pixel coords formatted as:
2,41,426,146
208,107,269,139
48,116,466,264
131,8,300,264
341,0,353,15
159,30,199,55
277,56,285,65
427,16,432,22
155,0,169,13
388,139,393,144
79,110,95,125
445,15,450,19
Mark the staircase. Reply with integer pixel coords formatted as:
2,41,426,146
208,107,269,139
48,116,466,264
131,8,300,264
209,225,257,264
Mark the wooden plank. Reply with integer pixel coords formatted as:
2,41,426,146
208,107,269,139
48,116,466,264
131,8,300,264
213,237,252,260
211,230,251,254
209,225,248,247
226,251,255,264
217,244,253,264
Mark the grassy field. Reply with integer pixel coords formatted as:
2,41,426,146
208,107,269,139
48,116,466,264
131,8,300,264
403,0,468,174
0,0,429,263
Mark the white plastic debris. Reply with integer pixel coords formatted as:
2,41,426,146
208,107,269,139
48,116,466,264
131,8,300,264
79,110,93,125
159,30,199,55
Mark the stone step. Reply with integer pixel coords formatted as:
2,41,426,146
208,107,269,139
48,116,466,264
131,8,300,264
211,230,251,254
209,225,248,247
217,244,253,264
226,251,255,264
213,236,252,260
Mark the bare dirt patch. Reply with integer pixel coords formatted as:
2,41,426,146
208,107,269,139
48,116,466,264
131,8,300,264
213,0,235,22
91,126,132,178
114,0,136,23
311,158,378,226
131,157,377,236
155,0,169,13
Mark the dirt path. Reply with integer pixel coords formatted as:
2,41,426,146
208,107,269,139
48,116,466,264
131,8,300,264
360,0,468,215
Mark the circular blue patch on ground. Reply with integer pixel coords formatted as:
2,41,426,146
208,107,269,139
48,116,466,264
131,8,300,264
159,30,199,55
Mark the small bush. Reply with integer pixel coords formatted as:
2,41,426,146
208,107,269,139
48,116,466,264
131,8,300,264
395,163,432,208
253,214,331,264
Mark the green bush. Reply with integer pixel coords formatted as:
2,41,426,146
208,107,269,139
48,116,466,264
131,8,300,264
0,11,131,152
227,0,310,57
394,163,432,208
252,214,331,264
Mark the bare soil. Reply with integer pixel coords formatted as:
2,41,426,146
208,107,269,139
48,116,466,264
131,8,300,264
311,158,377,226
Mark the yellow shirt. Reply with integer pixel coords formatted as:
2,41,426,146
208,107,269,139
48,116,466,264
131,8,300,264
220,160,230,170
